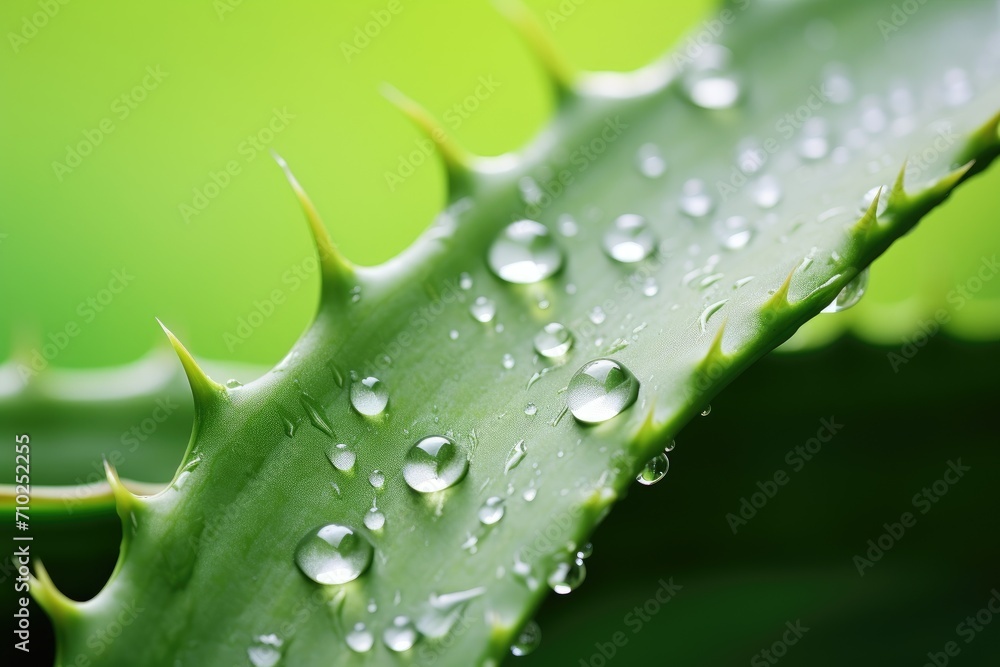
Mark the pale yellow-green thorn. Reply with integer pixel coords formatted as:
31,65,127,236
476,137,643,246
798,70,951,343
103,456,141,518
271,152,355,291
956,109,1000,164
887,159,909,211
695,319,732,380
155,319,225,407
851,185,884,239
29,559,78,625
761,266,797,316
380,83,475,193
492,0,577,101
926,160,976,200
632,402,663,450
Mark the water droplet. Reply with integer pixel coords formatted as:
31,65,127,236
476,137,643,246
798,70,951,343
533,322,574,358
557,213,578,237
419,588,486,638
699,300,728,332
369,470,385,490
524,402,537,416
518,176,544,205
522,485,538,502
566,359,640,424
577,542,593,559
501,353,516,370
821,267,869,313
798,118,830,161
488,220,564,284
350,285,362,303
664,439,676,452
478,496,506,525
277,407,298,438
701,404,712,416
588,307,606,325
326,443,356,473
751,175,783,209
636,453,669,485
364,502,385,531
548,557,586,594
641,277,659,296
449,329,459,341
300,392,334,437
349,376,388,417
383,616,418,652
713,216,754,250
943,67,973,106
504,439,528,474
860,186,889,217
510,620,542,657
636,143,667,178
403,436,469,493
602,214,657,263
470,296,497,323
459,272,473,290
225,378,243,389
822,64,854,104
345,623,374,653
247,634,283,667
683,58,742,110
679,179,715,218
294,524,373,585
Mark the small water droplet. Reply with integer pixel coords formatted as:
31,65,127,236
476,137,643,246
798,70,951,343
501,353,516,370
524,402,537,416
566,359,640,424
577,542,593,559
641,277,659,296
557,213,578,237
294,524,373,585
369,470,385,490
822,267,869,313
349,376,388,417
533,322,574,358
488,220,564,284
225,378,243,389
470,296,497,323
277,407,298,437
701,404,712,416
326,443,356,473
751,175,783,209
364,502,385,531
300,392,334,437
350,285,362,303
713,215,754,250
478,496,506,525
522,485,538,502
636,453,669,485
403,436,469,493
247,634,283,667
664,439,676,452
449,329,459,341
548,558,586,594
459,272,473,290
510,620,542,657
798,118,831,161
345,622,374,653
518,176,544,205
504,439,528,474
588,307,606,325
383,616,418,652
679,178,715,218
603,214,657,263
636,143,667,178
683,50,742,110
943,67,973,106
699,300,728,332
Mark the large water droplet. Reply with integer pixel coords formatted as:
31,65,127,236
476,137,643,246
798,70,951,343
683,47,742,110
350,376,388,417
534,322,574,358
383,616,418,652
326,443,356,473
369,470,385,490
488,220,564,284
510,620,542,657
294,524,373,585
602,214,657,263
636,143,667,178
636,453,669,486
505,439,528,474
821,267,869,313
345,623,374,653
713,215,754,250
247,634,283,667
566,359,640,424
470,296,497,323
403,436,469,493
478,496,506,525
548,557,586,594
678,179,715,218
225,378,243,389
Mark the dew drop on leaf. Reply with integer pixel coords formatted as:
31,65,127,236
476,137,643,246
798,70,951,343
383,616,418,652
602,214,657,263
478,496,506,525
547,557,586,594
403,436,469,493
751,174,783,209
821,267,870,313
470,296,497,323
247,634,283,667
566,359,640,424
510,620,542,657
369,470,385,490
349,376,388,417
533,322,573,358
678,178,715,218
635,142,667,178
345,623,373,654
326,443,356,473
294,524,373,585
488,220,564,284
636,453,669,486
504,439,528,474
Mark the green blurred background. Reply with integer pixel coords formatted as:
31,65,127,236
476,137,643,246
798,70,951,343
1,0,998,665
